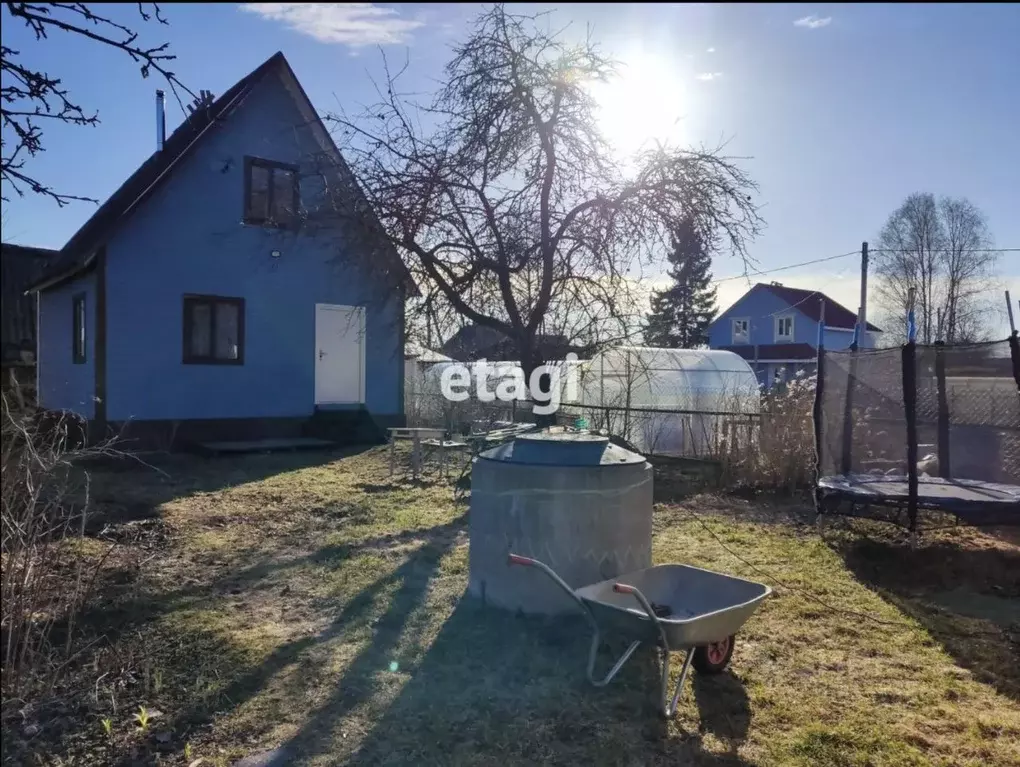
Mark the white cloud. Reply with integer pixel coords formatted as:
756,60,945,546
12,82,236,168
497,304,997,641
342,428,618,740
706,47,715,53
695,72,723,82
240,3,424,47
793,14,832,29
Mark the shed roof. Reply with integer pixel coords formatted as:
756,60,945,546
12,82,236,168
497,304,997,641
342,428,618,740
718,343,818,361
1,244,58,364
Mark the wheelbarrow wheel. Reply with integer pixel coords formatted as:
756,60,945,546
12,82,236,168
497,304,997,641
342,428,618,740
692,635,735,674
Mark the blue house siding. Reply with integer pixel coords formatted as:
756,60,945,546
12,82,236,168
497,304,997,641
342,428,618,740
708,288,822,349
707,283,886,390
823,327,849,350
102,70,402,424
37,274,95,418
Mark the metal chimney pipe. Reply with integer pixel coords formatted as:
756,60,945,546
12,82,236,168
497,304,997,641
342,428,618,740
156,89,166,151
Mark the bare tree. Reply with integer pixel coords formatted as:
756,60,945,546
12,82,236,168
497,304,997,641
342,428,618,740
1,2,192,206
939,197,997,342
325,5,763,401
873,192,998,343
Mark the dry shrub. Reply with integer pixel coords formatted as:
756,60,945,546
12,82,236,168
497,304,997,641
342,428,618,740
721,374,816,492
1,388,118,709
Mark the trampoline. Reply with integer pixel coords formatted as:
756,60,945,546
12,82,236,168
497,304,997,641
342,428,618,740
817,475,1020,527
813,328,1020,535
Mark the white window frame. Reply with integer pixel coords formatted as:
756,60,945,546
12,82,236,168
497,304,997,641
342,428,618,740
774,314,795,342
731,317,750,344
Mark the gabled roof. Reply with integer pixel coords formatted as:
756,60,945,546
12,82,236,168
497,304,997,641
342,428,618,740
439,324,590,362
29,51,414,296
405,343,454,364
1,244,58,363
30,53,286,292
757,283,882,332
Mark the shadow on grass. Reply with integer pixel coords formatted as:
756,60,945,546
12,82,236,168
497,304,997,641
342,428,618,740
832,532,1020,700
79,510,469,651
256,524,465,764
103,513,464,766
311,598,755,766
693,671,752,756
78,445,375,533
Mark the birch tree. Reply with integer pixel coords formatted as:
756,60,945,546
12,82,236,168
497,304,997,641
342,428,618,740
874,193,997,343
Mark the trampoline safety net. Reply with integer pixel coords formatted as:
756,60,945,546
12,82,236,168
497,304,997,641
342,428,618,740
816,337,1020,526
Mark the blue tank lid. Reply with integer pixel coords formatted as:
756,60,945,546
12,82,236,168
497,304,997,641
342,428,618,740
478,430,646,467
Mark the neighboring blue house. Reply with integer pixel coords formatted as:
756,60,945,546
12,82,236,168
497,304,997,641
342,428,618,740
707,282,883,388
27,52,411,448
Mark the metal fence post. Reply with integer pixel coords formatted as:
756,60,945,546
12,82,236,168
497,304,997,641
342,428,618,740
901,341,919,540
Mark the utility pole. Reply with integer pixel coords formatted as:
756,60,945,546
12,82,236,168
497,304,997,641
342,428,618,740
854,241,869,347
1006,290,1017,336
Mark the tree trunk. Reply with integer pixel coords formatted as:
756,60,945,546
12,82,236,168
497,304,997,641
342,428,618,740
519,337,557,429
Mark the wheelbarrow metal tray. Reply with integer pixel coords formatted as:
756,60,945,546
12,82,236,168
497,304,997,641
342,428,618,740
575,564,771,649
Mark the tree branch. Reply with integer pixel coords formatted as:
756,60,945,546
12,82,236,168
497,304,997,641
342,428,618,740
1,2,194,206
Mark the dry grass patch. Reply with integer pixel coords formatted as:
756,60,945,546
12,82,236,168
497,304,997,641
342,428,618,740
2,445,1017,766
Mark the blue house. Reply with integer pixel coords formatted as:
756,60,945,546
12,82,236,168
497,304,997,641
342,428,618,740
707,282,882,388
27,52,411,448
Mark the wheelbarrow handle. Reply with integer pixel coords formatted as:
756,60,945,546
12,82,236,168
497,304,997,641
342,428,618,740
612,581,671,651
506,552,598,630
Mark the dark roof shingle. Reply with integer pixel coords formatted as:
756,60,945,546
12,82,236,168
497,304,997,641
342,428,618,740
440,324,591,362
758,283,882,332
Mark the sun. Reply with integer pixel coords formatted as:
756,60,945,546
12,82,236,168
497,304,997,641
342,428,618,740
589,51,690,163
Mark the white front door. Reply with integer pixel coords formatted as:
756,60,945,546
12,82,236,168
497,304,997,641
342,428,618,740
315,304,365,405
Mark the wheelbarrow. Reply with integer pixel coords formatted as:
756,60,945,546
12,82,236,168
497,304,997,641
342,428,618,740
508,554,771,717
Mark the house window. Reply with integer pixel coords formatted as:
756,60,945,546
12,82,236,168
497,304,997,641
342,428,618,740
775,314,794,342
244,157,299,227
72,293,86,364
183,295,244,364
731,318,749,344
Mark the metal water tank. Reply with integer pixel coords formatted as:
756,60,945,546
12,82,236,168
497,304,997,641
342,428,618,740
468,431,653,615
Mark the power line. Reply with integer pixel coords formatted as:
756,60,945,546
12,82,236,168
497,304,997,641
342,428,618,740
870,247,1020,254
712,247,1020,288
711,250,860,286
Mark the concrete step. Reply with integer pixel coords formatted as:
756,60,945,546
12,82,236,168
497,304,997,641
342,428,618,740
304,407,386,445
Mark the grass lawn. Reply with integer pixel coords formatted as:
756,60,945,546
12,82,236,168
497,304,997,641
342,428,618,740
5,446,1019,766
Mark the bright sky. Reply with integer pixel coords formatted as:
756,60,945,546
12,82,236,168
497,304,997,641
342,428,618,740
3,3,1018,336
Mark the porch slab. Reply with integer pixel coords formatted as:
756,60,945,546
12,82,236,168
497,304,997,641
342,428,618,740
196,437,337,454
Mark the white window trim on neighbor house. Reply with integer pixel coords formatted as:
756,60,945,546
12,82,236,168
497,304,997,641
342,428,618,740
774,314,795,342
731,317,750,344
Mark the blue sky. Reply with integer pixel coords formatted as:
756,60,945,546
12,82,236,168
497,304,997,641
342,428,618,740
3,3,1018,334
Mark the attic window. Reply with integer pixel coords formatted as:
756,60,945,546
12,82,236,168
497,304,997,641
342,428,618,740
731,318,749,344
775,314,794,342
244,157,299,227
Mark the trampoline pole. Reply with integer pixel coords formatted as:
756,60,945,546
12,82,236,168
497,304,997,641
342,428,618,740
813,300,826,521
841,335,859,476
1009,333,1020,393
902,341,919,544
934,341,951,479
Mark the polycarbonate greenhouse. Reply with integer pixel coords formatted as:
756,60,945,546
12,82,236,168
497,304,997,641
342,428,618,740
569,347,761,456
